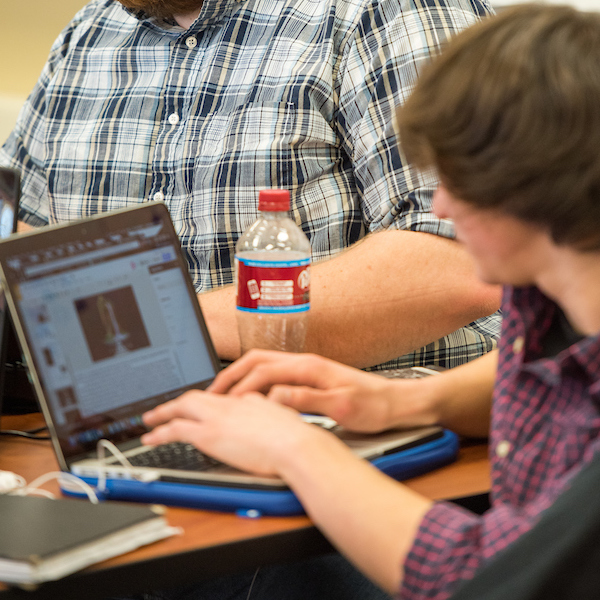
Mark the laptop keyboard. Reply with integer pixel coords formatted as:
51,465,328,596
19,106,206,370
128,442,222,472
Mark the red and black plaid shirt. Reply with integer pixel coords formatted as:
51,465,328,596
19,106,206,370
401,286,600,600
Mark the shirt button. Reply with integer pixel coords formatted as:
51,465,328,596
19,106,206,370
496,440,511,458
153,191,165,202
512,336,525,354
168,113,180,125
185,36,198,49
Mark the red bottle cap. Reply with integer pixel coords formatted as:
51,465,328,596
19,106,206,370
258,189,290,212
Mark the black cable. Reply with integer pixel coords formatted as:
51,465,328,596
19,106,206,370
0,427,50,440
22,425,47,434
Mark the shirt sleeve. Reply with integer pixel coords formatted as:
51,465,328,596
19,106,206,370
0,0,105,226
400,496,555,600
337,0,492,238
447,454,600,600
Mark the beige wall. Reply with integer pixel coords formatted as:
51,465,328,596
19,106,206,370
1,0,86,96
0,0,86,141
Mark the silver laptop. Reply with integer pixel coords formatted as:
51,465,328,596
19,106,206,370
0,203,445,493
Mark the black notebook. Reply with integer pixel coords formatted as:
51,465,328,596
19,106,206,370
0,494,177,586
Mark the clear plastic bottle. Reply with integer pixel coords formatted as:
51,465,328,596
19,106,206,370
235,189,311,354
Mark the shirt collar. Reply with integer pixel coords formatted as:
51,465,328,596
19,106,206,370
510,286,600,397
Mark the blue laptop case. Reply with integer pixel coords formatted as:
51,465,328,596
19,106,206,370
64,429,459,516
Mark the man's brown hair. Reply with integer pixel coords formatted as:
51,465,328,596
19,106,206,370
397,4,600,250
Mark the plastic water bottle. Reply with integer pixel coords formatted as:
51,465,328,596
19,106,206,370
235,189,311,354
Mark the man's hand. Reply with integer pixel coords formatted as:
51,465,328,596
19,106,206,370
208,349,438,433
209,348,499,438
141,389,321,477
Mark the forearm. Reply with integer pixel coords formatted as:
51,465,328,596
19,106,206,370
277,426,432,594
394,349,497,438
200,230,501,366
306,230,500,367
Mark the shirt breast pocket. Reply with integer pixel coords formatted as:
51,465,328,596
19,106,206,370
190,102,295,156
223,101,297,153
192,101,336,192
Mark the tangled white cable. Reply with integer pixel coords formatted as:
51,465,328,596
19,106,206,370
0,470,27,493
6,471,100,503
1,439,158,503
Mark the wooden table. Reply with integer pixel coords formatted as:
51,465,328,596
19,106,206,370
0,413,490,599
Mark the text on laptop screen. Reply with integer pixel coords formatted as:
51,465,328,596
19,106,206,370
3,214,217,455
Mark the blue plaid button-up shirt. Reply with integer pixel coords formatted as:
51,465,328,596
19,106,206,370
0,0,499,368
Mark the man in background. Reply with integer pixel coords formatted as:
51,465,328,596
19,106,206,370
0,0,500,369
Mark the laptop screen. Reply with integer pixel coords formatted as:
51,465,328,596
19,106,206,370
0,168,20,420
0,204,220,459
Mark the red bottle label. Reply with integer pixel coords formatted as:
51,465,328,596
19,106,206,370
236,257,311,313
